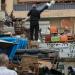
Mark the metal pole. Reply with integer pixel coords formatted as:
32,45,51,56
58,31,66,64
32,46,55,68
0,0,1,10
71,18,74,35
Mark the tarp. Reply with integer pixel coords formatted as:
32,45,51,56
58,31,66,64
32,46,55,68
0,36,28,60
0,39,15,48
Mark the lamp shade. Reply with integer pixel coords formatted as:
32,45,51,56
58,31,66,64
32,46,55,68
45,35,51,43
50,25,58,33
60,34,68,42
51,36,60,42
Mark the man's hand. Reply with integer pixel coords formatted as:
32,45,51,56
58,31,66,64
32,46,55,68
22,17,29,22
46,0,55,7
51,0,55,5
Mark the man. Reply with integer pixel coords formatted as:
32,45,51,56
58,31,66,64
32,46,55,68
0,53,17,75
27,0,55,41
68,66,75,75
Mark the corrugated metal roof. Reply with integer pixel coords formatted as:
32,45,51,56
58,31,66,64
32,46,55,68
18,0,75,3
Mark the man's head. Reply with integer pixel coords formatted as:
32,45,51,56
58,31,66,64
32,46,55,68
0,53,9,66
68,66,73,72
32,4,37,8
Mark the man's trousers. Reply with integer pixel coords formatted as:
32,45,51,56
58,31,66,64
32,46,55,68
30,21,39,40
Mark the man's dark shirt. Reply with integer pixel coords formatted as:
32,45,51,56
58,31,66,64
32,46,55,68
28,7,40,21
27,5,48,21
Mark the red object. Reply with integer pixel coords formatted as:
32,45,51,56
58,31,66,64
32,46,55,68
45,35,51,43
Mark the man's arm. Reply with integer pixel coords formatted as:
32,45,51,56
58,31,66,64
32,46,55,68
27,10,31,16
47,0,55,7
39,5,48,13
23,10,31,22
39,0,55,13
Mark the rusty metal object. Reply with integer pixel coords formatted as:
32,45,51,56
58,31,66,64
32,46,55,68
20,55,39,75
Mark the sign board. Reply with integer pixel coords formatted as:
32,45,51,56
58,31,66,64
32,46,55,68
42,42,75,58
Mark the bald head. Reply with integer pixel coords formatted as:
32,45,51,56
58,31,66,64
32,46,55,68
0,53,9,66
32,4,37,8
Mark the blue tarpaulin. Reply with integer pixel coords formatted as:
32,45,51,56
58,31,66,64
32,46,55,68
0,36,28,60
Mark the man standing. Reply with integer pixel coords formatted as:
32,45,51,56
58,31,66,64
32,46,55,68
27,0,55,41
0,53,17,75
